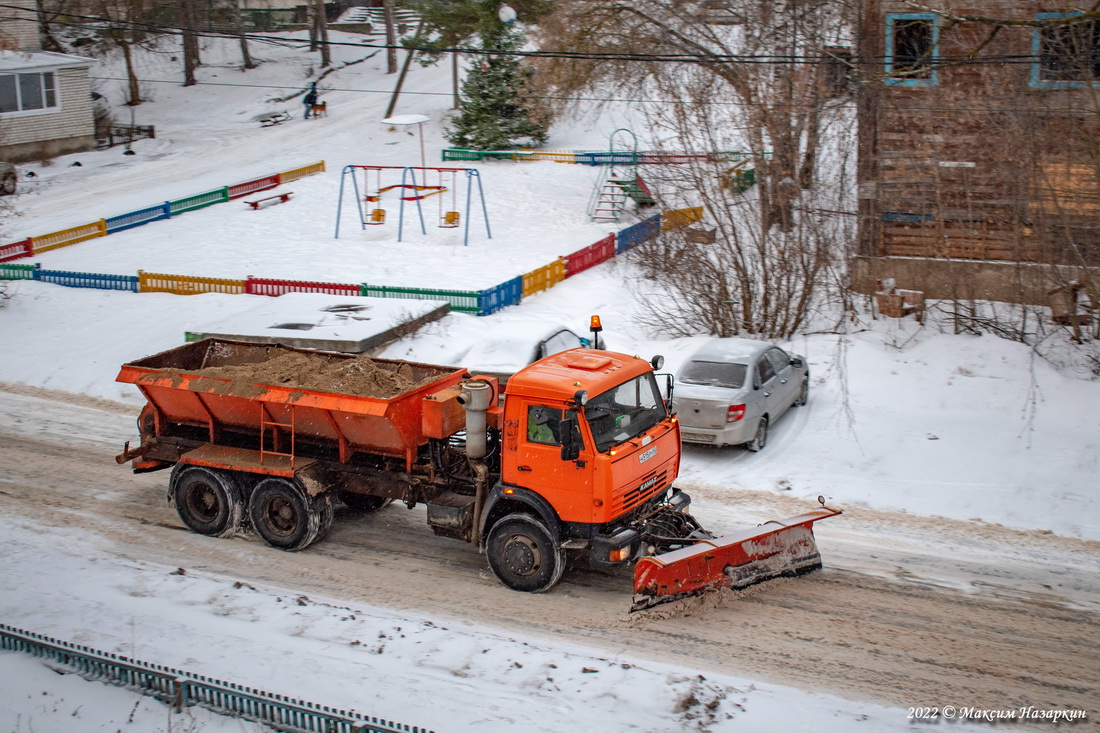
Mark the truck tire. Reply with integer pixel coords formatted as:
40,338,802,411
248,477,333,551
486,514,566,593
338,491,393,512
170,465,243,538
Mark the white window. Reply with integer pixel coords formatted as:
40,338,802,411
0,71,58,113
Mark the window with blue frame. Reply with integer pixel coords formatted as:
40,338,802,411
885,14,939,86
1033,13,1099,87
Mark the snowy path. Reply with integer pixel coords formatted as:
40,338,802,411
2,385,1097,725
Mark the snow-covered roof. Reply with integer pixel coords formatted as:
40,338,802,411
0,50,94,72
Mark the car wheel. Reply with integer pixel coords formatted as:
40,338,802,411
745,416,768,452
795,378,809,407
1,172,16,196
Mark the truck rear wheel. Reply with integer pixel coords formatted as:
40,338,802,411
170,465,243,538
248,478,333,551
486,514,566,593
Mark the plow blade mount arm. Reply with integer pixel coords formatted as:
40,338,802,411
632,499,842,613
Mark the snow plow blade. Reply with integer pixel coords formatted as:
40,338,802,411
631,499,842,613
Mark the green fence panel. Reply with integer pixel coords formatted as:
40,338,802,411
0,263,38,280
360,283,481,313
169,188,230,216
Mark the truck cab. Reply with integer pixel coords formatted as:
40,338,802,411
481,348,689,592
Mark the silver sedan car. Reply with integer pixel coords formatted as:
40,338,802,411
673,338,809,450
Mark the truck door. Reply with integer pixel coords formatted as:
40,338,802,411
505,402,595,524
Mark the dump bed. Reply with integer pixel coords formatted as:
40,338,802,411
117,339,467,467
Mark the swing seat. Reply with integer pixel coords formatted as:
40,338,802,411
365,209,386,225
441,211,461,228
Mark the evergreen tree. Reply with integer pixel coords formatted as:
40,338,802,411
447,24,549,150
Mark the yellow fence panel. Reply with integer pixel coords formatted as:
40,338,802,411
139,271,246,295
279,161,326,184
31,220,107,253
661,206,705,231
518,150,577,163
522,258,567,298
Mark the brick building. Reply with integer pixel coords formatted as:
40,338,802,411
854,1,1099,303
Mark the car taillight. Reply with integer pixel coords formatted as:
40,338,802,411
727,404,745,422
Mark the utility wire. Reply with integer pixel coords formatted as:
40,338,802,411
0,7,1084,66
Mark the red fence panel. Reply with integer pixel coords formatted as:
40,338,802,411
245,277,361,297
0,238,33,263
227,175,280,200
564,234,616,278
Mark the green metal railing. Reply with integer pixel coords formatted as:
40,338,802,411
0,624,433,733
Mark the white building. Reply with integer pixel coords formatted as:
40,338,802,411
1,1,95,162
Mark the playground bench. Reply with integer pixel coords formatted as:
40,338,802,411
246,192,293,209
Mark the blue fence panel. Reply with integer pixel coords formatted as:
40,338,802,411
616,214,662,254
105,203,171,234
33,268,139,292
478,276,522,316
574,151,640,166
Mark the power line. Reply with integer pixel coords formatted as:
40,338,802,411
1,6,1085,66
89,75,1093,114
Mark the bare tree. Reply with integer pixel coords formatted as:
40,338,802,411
384,0,398,74
628,71,853,338
178,0,200,86
235,0,256,70
313,0,331,67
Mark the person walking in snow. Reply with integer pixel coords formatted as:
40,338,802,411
303,84,318,120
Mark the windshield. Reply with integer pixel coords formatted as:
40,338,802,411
584,372,668,453
679,360,747,388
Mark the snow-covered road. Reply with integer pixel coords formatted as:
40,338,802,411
2,385,1096,727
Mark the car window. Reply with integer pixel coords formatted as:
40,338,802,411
527,404,563,446
766,348,791,374
755,355,776,386
537,330,581,360
680,360,747,388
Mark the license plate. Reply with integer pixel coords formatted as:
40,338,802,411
639,446,658,463
682,432,715,443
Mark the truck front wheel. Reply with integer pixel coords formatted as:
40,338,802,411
248,478,333,551
170,465,243,538
486,514,565,593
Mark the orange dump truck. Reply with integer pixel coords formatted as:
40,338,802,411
116,337,839,610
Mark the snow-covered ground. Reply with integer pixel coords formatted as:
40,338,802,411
1,29,1097,733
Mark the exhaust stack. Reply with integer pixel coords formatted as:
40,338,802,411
459,380,493,459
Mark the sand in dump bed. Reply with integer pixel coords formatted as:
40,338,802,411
183,351,444,398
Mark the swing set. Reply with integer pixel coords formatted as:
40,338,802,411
334,165,491,246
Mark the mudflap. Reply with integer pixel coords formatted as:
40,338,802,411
631,499,842,613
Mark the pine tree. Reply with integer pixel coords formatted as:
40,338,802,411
447,25,549,150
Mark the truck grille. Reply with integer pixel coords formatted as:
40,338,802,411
615,469,669,514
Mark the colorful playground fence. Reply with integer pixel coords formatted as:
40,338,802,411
245,276,360,297
616,215,662,255
0,238,32,262
522,258,566,298
106,204,170,234
31,220,107,254
139,271,246,295
0,162,326,264
565,233,616,278
662,206,705,231
4,203,673,318
442,148,753,166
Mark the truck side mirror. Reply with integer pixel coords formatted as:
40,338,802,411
559,414,581,461
659,373,675,411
